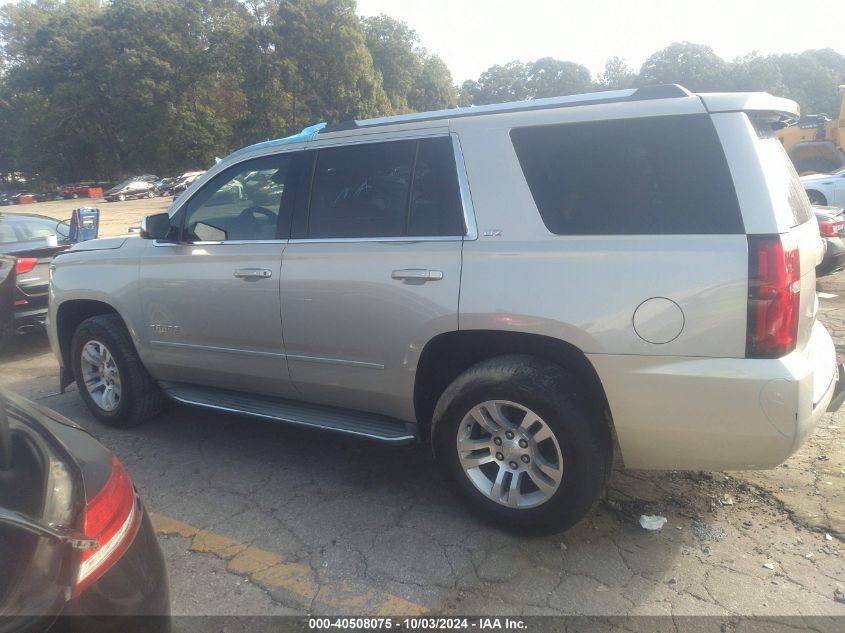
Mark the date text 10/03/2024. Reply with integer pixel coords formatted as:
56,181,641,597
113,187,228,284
308,618,528,630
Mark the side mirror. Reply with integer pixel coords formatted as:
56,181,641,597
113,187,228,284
140,212,174,240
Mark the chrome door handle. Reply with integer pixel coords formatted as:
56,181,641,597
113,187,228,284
391,269,444,282
234,268,272,279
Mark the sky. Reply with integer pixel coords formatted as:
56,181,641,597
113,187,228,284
355,0,843,83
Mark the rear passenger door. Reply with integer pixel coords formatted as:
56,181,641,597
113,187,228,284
280,132,470,420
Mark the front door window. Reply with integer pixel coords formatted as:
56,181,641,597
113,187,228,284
183,154,293,242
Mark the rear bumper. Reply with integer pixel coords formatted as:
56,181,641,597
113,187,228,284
15,281,48,329
588,320,839,470
13,306,48,330
54,507,170,631
827,364,845,412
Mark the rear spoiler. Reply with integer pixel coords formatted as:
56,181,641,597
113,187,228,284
698,92,800,128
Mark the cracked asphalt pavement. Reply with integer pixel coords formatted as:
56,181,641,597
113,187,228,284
1,200,843,620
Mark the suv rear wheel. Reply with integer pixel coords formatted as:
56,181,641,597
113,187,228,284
432,355,610,534
71,314,164,428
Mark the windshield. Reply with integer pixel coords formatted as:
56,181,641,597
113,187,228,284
0,216,65,244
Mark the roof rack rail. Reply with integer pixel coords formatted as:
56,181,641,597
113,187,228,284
318,84,692,134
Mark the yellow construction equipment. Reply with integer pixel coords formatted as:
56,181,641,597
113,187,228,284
776,86,845,175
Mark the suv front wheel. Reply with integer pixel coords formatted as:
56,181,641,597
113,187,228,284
432,355,611,534
71,314,164,428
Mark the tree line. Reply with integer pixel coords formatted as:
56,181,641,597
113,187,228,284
1,1,844,185
460,45,845,116
0,0,457,183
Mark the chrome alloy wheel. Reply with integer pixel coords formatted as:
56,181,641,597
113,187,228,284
80,341,122,412
456,400,563,508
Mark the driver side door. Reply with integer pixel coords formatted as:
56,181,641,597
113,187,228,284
138,152,301,398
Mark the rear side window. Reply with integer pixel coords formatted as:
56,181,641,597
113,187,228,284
306,137,465,239
510,114,744,235
409,137,465,237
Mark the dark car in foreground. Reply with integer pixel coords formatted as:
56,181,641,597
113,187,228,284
0,213,72,344
813,205,845,276
0,391,170,632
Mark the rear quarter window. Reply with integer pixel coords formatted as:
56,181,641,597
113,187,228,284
752,128,813,228
510,114,744,235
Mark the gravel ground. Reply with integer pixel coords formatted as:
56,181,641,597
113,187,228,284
2,195,172,236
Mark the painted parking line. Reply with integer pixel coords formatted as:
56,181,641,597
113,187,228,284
149,512,428,616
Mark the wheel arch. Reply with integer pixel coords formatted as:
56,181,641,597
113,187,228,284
413,330,612,441
805,188,828,205
56,299,123,389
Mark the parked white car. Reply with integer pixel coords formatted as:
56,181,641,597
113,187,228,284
801,168,845,206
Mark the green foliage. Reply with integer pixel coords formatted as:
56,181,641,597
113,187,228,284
460,61,529,105
0,0,843,185
639,42,731,91
409,54,457,111
362,13,420,113
461,57,598,105
527,57,591,98
274,0,389,124
596,57,636,89
774,50,845,115
0,0,397,181
363,14,456,113
0,0,255,180
726,53,783,93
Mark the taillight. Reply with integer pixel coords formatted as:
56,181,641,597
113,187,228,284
15,258,37,274
747,236,801,358
818,218,845,237
73,456,140,597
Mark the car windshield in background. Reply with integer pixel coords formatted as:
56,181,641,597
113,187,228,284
0,216,63,244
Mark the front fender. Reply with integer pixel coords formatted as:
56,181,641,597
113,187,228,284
49,243,146,380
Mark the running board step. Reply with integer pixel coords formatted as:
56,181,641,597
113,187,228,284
159,382,418,444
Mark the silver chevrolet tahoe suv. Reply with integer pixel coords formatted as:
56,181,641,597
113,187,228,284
48,84,845,533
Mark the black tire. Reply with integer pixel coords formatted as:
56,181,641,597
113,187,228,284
432,355,611,534
71,192,79,199
806,190,828,206
71,314,164,428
